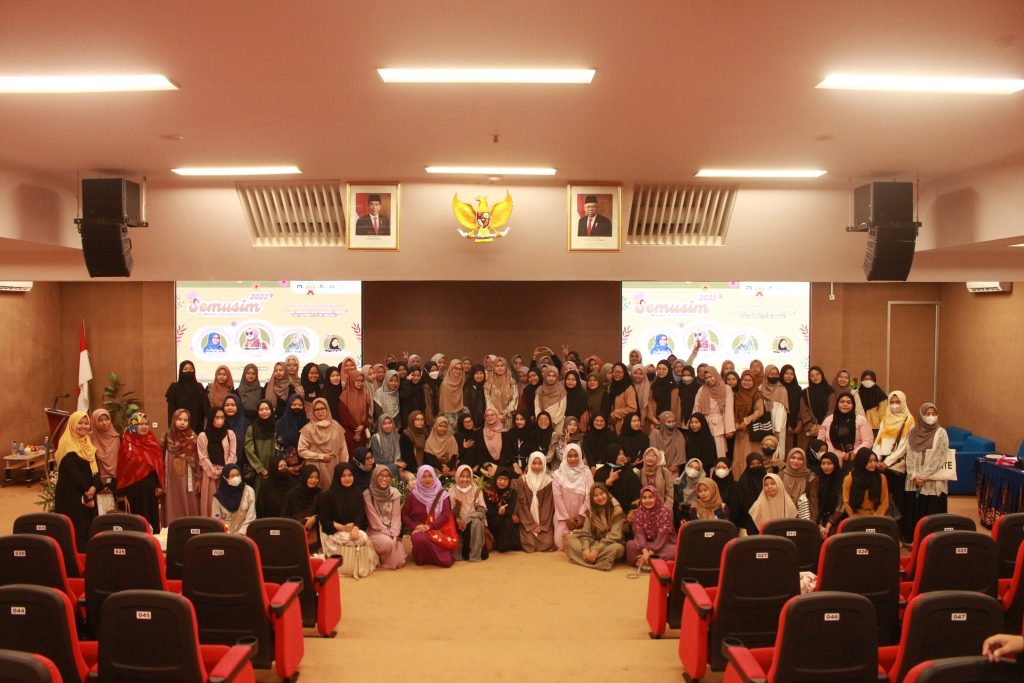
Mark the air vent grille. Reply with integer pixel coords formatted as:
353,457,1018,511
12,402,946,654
627,184,737,245
236,181,345,247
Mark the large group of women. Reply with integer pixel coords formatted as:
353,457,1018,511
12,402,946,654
48,344,953,578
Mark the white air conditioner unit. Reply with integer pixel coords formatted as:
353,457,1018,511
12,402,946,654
0,281,33,293
965,281,1012,293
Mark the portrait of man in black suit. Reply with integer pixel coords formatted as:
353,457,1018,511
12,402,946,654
577,194,612,237
355,193,391,235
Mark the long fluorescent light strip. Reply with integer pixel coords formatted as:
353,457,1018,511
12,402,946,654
817,73,1024,95
425,166,557,176
695,169,826,178
171,166,302,176
0,74,178,93
379,68,594,84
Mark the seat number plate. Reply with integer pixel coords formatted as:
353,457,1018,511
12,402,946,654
11,607,26,615
856,548,869,555
955,547,968,555
755,552,769,559
212,549,225,556
114,548,126,556
136,611,151,620
824,613,840,621
951,613,967,621
270,530,281,536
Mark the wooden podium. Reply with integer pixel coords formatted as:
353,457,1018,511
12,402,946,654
44,408,70,473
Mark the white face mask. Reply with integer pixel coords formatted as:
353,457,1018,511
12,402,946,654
686,467,701,479
681,376,694,384
860,379,875,388
428,370,440,380
714,467,730,478
227,476,242,487
889,403,902,413
922,415,938,425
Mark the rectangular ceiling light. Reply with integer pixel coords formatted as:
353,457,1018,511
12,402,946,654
171,166,302,176
379,68,595,84
0,74,178,93
695,169,827,178
817,73,1024,95
425,166,557,176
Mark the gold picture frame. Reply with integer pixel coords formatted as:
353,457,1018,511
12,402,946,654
346,182,400,251
567,184,622,252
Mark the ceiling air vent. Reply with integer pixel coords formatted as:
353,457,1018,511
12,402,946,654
627,184,737,246
236,181,345,247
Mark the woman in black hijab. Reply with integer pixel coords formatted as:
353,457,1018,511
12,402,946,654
54,450,100,545
684,413,719,473
275,393,309,469
779,364,803,449
256,454,296,517
532,411,556,462
319,463,368,535
581,413,615,467
815,452,845,537
844,447,889,517
594,443,642,518
165,360,209,433
456,414,485,471
518,368,541,421
399,366,428,426
677,365,700,421
856,369,888,432
563,371,589,421
826,391,860,460
501,410,536,475
647,360,678,424
300,362,323,417
350,447,375,492
320,367,344,423
463,364,488,427
281,464,323,550
736,452,767,534
617,413,649,462
710,457,740,527
799,365,834,443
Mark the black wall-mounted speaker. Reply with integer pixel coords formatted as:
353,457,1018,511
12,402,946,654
81,223,133,277
864,225,918,281
82,178,142,226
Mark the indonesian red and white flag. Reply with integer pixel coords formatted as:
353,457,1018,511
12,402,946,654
77,320,92,413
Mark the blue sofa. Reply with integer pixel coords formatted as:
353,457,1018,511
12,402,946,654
949,433,996,495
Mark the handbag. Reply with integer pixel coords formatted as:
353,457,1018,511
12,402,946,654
748,399,774,442
796,493,811,520
925,432,957,481
426,491,460,550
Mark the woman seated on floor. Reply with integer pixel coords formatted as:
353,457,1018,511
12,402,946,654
363,464,407,570
688,477,730,521
450,464,489,562
749,472,798,531
552,444,593,551
485,467,522,552
566,483,625,571
515,452,555,552
401,464,457,568
626,484,676,570
210,464,256,534
319,462,379,577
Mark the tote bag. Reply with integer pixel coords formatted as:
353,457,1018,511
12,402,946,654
926,432,957,481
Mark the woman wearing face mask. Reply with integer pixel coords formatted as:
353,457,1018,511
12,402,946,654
673,457,706,525
677,365,700,421
646,360,680,428
903,403,949,537
211,464,256,534
197,407,236,517
818,392,873,465
872,390,915,536
760,365,789,443
736,453,767,535
758,434,782,473
710,457,740,526
627,485,676,570
843,447,889,517
650,411,688,475
166,360,210,433
778,365,803,450
815,453,845,539
854,370,888,432
693,367,735,460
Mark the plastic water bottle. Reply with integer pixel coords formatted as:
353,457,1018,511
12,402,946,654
9,441,15,456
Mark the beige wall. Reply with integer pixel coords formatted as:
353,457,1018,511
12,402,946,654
2,280,1021,454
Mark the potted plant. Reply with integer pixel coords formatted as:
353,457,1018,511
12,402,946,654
102,371,144,432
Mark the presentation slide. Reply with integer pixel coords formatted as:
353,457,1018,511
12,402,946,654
621,282,809,373
176,281,362,384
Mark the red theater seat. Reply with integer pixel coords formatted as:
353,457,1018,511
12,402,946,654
760,518,821,573
837,514,901,548
0,649,62,683
678,535,800,681
165,516,226,581
183,533,304,680
246,517,341,637
0,584,97,683
722,591,879,683
646,519,736,639
901,531,999,605
87,513,151,540
903,655,1024,682
992,512,1024,579
0,535,85,614
97,589,256,682
900,514,976,580
13,513,86,579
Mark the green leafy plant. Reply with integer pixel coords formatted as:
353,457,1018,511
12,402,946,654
36,470,57,511
102,371,144,432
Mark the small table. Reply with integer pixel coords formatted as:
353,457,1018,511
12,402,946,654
976,458,1024,528
2,448,48,486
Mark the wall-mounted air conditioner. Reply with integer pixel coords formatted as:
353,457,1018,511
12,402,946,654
0,281,33,293
965,282,1012,293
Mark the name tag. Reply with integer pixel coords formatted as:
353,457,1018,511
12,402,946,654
10,607,26,615
856,548,869,556
951,613,966,621
136,611,152,620
212,549,225,557
114,548,126,556
270,530,281,536
824,613,840,621
755,552,769,559
955,547,968,555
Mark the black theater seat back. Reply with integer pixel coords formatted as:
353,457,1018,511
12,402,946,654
817,532,901,645
183,533,273,669
247,517,317,627
993,512,1024,579
13,513,82,578
0,649,57,683
0,584,84,683
89,513,150,539
98,589,206,682
667,519,736,629
165,516,225,580
837,515,901,548
761,518,821,572
0,535,68,593
85,531,165,631
915,531,998,597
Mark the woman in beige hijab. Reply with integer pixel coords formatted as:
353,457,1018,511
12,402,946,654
298,397,348,489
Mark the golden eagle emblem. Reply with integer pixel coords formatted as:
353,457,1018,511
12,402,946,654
452,191,513,243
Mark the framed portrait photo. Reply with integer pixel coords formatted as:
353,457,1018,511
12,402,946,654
346,182,400,250
567,184,622,252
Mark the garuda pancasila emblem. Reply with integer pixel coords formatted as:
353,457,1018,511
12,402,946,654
452,191,513,243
